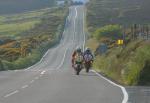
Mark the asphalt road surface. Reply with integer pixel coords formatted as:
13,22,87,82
0,5,129,103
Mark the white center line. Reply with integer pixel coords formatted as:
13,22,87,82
14,70,18,72
56,47,69,70
75,7,77,19
22,85,29,89
41,71,46,75
4,90,19,98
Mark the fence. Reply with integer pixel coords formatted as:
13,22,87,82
123,24,150,40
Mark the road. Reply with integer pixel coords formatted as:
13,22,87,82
126,86,150,103
0,5,127,103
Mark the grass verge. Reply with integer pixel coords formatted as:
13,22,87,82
87,38,150,85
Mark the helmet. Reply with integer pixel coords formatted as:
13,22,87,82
85,47,91,52
76,46,82,53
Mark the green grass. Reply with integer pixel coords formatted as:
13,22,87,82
0,20,40,37
86,0,150,86
0,6,69,71
86,0,150,32
94,25,122,40
0,8,57,38
0,16,5,23
0,8,50,22
2,8,53,21
88,38,150,85
124,43,150,85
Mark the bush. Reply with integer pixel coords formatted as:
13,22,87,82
2,60,14,70
94,25,122,40
92,39,150,85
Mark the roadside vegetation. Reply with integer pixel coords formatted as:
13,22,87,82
0,6,68,71
0,8,53,38
86,0,150,32
86,0,150,85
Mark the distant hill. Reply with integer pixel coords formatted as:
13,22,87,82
86,0,150,31
0,0,56,14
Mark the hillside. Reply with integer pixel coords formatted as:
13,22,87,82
86,0,150,32
0,0,56,14
0,6,68,70
86,0,150,85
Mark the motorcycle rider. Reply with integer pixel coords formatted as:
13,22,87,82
84,47,94,61
72,47,84,69
83,47,94,72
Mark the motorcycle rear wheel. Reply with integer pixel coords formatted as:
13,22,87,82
86,68,89,73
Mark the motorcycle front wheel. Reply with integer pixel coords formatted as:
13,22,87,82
76,65,81,75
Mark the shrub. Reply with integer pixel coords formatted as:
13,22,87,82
94,25,122,40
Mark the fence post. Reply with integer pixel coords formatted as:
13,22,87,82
131,25,134,40
134,24,137,39
122,25,126,47
146,25,149,40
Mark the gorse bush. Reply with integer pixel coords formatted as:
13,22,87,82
124,44,150,85
94,25,122,40
1,39,56,70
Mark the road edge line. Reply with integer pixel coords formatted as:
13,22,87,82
4,90,19,98
91,70,128,103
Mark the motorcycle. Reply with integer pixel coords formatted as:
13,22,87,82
84,61,92,73
74,61,82,75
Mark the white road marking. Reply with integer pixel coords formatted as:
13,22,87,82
55,7,77,70
41,71,46,75
40,50,50,62
25,22,67,71
73,7,77,46
68,14,70,20
22,85,29,89
14,70,18,72
56,47,69,69
83,7,86,51
92,70,128,103
82,6,128,103
4,90,19,98
24,4,73,72
75,7,77,19
62,30,66,46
